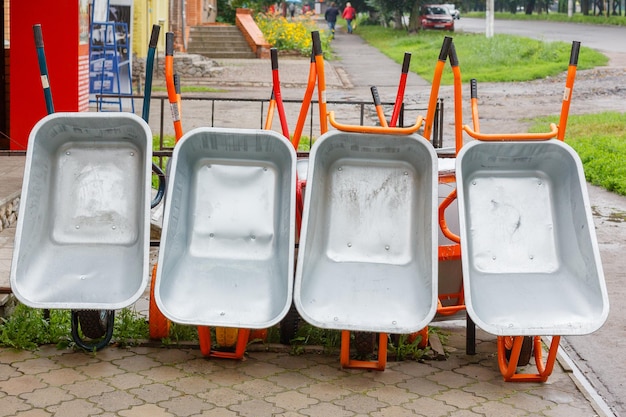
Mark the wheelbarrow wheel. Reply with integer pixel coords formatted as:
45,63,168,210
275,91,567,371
71,310,115,351
504,336,533,366
354,331,376,359
216,327,239,348
77,310,109,339
280,302,300,345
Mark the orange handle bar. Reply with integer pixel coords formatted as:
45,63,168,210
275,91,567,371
312,32,328,135
439,189,460,244
264,91,276,131
424,36,452,141
165,32,183,141
371,86,389,128
292,54,317,149
328,111,423,135
462,123,559,141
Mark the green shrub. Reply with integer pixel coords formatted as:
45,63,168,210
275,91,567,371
255,12,332,57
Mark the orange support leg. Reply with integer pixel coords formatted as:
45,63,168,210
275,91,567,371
497,335,561,382
340,331,388,371
197,326,251,360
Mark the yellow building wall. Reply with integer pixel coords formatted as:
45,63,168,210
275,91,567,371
132,0,169,58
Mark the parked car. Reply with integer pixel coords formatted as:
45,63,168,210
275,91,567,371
419,5,455,31
443,3,461,19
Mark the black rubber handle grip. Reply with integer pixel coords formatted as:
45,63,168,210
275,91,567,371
470,79,478,99
166,32,174,56
401,53,411,74
149,25,161,48
570,41,581,66
271,48,279,70
312,31,322,57
33,24,44,48
448,42,459,67
370,86,381,106
174,74,181,94
438,36,453,61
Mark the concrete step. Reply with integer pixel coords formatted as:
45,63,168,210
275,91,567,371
188,39,251,49
189,25,241,33
187,25,257,60
189,50,257,59
189,34,248,45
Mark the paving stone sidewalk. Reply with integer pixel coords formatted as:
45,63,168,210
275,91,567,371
0,324,603,417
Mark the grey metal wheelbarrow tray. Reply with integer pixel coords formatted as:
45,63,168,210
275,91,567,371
11,112,153,310
295,131,439,334
155,127,297,328
456,139,609,336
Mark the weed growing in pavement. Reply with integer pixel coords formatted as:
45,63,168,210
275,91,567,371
112,308,150,347
0,304,71,350
388,333,429,361
160,322,199,346
0,304,153,350
1,303,449,361
289,324,342,355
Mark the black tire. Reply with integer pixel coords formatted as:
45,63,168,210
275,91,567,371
354,332,376,358
505,336,533,366
280,303,300,345
77,310,109,339
71,310,115,351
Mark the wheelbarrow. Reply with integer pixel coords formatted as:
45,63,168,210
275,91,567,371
294,129,439,370
456,41,609,382
10,112,153,350
154,127,297,358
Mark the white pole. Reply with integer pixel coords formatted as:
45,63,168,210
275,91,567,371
568,0,573,17
486,0,494,38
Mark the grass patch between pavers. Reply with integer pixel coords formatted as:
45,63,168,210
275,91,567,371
0,302,446,362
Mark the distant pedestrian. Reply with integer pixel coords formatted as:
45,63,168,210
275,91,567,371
342,2,356,33
289,2,296,19
325,2,340,37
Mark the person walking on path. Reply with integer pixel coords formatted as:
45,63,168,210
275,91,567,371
325,2,340,37
288,2,296,19
342,2,356,33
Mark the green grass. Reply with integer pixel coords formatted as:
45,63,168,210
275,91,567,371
530,112,626,195
0,304,443,361
465,11,626,26
0,305,153,350
356,26,607,84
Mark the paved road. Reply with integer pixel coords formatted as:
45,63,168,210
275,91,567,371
455,17,626,55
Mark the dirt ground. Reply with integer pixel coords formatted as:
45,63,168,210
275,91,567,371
435,58,626,141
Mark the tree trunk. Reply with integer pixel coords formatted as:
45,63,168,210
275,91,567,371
581,0,590,14
408,0,421,33
525,0,536,14
393,9,403,29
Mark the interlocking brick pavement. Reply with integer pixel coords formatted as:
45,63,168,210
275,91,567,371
0,325,603,417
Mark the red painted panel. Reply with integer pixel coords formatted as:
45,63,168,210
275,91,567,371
10,1,89,150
